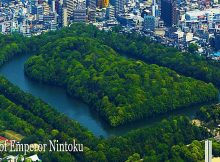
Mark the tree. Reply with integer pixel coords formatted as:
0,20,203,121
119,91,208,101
188,43,198,54
126,153,141,162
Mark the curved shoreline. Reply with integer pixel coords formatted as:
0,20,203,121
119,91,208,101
0,53,218,137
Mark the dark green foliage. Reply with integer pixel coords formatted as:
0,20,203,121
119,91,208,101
0,23,219,161
0,76,96,144
0,76,211,161
188,43,199,54
103,116,210,161
197,104,220,129
0,33,29,66
24,37,218,127
213,141,220,157
29,23,220,87
72,23,220,87
0,76,86,161
167,140,204,162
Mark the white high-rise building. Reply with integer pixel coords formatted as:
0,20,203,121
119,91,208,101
66,0,75,17
52,0,56,13
152,0,159,17
62,6,68,27
205,140,212,162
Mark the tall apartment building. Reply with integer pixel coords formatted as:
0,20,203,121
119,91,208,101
66,0,75,17
37,5,44,15
73,2,87,22
42,2,50,15
205,140,212,162
62,6,68,26
115,0,125,16
87,0,96,10
152,0,159,17
106,5,115,20
161,0,178,27
52,0,56,12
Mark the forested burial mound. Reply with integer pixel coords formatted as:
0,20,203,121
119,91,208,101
24,37,219,127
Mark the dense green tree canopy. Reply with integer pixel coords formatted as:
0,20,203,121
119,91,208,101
0,76,211,161
0,23,220,161
24,37,218,127
27,23,220,87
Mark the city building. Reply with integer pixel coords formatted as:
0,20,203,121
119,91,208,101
1,0,220,58
73,2,87,22
50,20,57,30
214,32,220,51
205,140,212,162
161,0,178,27
66,0,75,17
151,0,159,17
88,8,96,22
115,0,125,16
143,15,155,31
106,5,115,20
87,0,96,10
42,2,50,15
62,6,68,26
98,0,109,8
